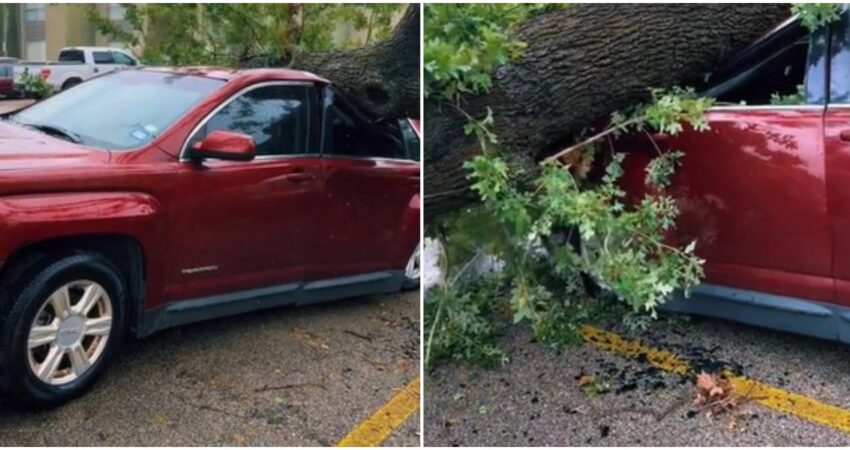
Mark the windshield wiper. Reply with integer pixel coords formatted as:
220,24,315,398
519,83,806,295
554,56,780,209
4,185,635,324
18,122,83,144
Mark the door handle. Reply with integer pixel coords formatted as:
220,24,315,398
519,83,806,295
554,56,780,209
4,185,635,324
840,129,850,142
282,171,314,183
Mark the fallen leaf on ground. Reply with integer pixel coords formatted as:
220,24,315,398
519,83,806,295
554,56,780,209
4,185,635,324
693,371,752,429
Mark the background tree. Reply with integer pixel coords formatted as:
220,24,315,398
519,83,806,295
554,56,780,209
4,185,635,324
87,3,419,119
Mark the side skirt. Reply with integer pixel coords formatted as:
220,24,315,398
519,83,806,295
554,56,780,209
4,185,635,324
661,283,850,343
136,270,404,337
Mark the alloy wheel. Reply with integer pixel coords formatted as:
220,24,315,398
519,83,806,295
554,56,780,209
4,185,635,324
26,280,113,385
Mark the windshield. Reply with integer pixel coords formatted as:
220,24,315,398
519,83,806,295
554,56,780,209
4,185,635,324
11,70,225,150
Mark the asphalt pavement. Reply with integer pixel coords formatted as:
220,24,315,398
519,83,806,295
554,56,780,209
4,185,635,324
425,313,850,446
0,291,420,446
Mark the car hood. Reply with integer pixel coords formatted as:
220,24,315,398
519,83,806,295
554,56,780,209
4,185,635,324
0,121,109,170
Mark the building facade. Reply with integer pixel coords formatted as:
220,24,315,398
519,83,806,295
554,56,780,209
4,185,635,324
0,4,405,62
0,3,127,60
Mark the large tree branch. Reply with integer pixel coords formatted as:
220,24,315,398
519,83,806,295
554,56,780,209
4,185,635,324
294,4,420,120
424,3,792,218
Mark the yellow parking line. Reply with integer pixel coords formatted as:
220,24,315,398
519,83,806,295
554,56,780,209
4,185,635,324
335,376,420,447
581,325,691,376
580,325,850,434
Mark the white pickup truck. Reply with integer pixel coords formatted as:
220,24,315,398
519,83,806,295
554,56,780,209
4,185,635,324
14,46,139,91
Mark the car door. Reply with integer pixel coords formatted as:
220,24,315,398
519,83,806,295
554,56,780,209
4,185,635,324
91,50,118,76
823,11,850,305
309,88,420,280
169,82,323,300
619,22,834,303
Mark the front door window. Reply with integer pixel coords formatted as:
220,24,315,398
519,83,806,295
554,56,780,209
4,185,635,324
189,84,313,157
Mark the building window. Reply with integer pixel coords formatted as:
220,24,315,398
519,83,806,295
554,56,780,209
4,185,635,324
107,3,125,21
24,4,46,22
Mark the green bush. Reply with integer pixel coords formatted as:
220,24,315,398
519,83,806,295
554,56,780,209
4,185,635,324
18,69,54,100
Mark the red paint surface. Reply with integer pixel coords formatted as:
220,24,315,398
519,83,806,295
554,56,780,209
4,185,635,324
824,106,850,304
0,78,13,96
620,107,839,304
192,129,257,160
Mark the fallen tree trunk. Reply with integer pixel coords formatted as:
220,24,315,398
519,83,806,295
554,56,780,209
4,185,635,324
424,3,791,219
294,4,420,120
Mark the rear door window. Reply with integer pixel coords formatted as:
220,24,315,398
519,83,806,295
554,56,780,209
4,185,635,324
399,119,420,161
830,8,850,103
702,20,826,106
323,92,408,159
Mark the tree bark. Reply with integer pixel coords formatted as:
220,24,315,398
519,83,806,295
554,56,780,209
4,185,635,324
294,4,420,120
424,3,792,219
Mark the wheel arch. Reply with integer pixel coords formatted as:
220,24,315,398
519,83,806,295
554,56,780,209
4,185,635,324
393,192,420,268
61,77,83,90
0,234,147,337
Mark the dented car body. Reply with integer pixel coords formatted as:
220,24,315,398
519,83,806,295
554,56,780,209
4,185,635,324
619,11,850,341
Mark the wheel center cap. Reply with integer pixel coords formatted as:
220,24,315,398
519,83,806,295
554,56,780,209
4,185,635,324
57,315,85,348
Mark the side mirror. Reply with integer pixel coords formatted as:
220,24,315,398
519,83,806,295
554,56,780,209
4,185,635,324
190,130,256,161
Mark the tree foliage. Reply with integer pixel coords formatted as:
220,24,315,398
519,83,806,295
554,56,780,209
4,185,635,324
424,4,565,102
86,4,404,67
425,86,713,367
792,3,841,32
425,272,509,367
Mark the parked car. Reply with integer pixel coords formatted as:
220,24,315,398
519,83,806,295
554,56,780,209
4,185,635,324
14,46,139,91
617,12,850,342
0,67,420,407
0,64,14,98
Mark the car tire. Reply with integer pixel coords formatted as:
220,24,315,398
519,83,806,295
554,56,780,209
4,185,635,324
0,253,127,408
403,242,420,290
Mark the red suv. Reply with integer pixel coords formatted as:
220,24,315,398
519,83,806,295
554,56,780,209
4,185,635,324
619,14,850,342
0,68,420,406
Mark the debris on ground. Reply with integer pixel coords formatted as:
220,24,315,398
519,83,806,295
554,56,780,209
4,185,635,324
578,374,610,396
693,371,752,429
426,320,850,446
